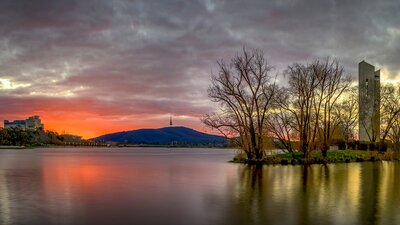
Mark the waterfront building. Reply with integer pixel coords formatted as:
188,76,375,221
4,115,44,130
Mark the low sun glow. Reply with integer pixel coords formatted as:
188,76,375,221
379,68,400,85
0,78,31,90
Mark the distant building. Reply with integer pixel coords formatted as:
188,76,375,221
4,115,44,130
359,61,380,142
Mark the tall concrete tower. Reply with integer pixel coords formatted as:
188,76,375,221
359,61,380,142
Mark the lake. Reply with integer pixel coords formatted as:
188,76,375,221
0,148,399,225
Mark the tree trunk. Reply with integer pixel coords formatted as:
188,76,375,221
322,144,328,157
379,140,385,152
246,151,253,160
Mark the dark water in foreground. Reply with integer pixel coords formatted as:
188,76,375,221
0,148,399,225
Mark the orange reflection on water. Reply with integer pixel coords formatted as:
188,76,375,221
3,150,400,225
42,160,106,192
39,155,172,196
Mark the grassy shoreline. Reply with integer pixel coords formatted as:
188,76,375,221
0,145,27,149
232,150,400,165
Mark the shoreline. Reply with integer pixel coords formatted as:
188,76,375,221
231,150,400,165
0,145,236,150
0,146,26,149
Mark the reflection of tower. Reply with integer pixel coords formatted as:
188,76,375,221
359,61,380,142
169,115,173,127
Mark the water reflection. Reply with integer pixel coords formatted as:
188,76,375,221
214,162,400,225
0,148,238,225
0,149,400,225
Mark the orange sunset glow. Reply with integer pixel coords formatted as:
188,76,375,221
42,115,207,139
1,112,207,139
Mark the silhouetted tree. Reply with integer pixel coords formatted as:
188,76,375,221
203,48,277,160
314,59,350,156
280,63,320,158
388,117,400,155
266,87,295,153
332,86,359,144
282,59,350,158
380,84,400,151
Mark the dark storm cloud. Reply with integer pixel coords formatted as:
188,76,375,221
0,0,399,125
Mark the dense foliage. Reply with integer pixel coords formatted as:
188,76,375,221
0,127,64,146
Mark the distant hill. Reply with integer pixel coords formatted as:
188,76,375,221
92,126,227,146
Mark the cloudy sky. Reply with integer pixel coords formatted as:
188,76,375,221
0,0,399,138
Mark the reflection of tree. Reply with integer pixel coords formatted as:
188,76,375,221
205,162,400,225
359,162,400,225
359,162,380,225
205,165,308,225
223,165,267,225
378,162,400,224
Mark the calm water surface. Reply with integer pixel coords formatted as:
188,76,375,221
0,148,399,225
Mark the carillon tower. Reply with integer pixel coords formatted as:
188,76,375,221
359,61,380,142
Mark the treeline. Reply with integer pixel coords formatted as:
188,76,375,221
0,127,66,146
0,127,89,147
203,48,400,160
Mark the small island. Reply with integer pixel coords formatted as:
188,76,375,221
202,48,400,165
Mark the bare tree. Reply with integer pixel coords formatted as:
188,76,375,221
283,63,320,158
283,59,350,158
314,59,350,157
332,86,359,145
202,48,276,160
379,84,400,150
266,88,295,153
388,117,400,154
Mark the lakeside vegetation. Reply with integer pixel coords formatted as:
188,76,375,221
0,127,106,148
203,48,400,164
233,150,399,165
